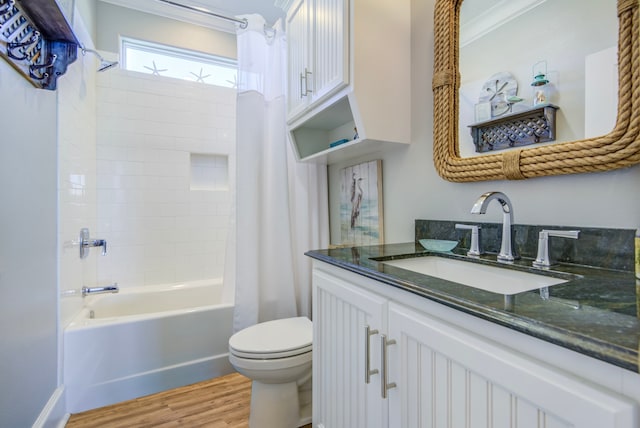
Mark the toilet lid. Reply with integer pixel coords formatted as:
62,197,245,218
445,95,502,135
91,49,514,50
229,317,312,359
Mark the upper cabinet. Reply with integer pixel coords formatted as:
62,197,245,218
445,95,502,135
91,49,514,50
286,0,411,163
286,0,349,120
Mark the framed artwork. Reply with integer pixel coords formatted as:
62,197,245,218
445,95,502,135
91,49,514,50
340,160,384,245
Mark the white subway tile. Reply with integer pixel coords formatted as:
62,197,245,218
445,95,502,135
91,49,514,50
95,71,235,285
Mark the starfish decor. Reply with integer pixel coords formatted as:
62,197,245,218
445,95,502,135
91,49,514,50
190,68,211,83
144,60,168,76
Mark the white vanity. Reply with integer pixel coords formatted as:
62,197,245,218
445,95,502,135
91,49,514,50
309,250,640,428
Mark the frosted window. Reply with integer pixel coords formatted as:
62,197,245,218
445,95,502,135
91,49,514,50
190,154,228,191
121,37,237,88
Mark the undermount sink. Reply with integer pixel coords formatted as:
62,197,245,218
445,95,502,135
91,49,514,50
382,256,568,295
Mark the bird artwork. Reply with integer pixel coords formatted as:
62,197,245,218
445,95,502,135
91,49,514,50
350,173,364,229
341,160,383,246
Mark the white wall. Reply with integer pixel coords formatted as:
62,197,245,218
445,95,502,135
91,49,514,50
329,0,640,244
0,58,59,427
95,70,235,287
96,2,237,59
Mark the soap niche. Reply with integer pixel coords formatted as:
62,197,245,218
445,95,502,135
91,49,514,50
190,153,228,191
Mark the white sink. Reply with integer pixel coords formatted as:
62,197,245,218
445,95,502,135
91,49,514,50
382,257,567,295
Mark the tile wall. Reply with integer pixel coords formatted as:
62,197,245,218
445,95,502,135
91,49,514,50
58,23,99,328
95,70,236,288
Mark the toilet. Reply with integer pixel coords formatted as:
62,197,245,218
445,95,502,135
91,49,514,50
228,316,313,428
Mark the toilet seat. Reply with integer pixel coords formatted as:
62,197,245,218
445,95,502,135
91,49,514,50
229,317,312,359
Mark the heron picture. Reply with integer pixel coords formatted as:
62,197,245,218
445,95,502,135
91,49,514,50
340,160,384,245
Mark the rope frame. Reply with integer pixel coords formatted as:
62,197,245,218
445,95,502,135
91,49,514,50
433,0,640,182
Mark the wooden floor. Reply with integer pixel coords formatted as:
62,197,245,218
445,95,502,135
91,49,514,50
66,373,313,428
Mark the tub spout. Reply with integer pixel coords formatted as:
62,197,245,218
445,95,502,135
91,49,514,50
82,283,119,297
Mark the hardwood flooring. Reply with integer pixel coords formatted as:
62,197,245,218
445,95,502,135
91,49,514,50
65,372,313,428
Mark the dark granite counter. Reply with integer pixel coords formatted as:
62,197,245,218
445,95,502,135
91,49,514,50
306,242,640,373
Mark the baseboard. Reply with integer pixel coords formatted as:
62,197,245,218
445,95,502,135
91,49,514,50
66,353,234,414
32,386,68,428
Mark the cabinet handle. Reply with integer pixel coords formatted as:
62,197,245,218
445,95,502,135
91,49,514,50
365,325,379,384
299,72,306,98
381,334,396,399
303,67,312,95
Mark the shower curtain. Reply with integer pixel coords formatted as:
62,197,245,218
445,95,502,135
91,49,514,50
226,14,329,332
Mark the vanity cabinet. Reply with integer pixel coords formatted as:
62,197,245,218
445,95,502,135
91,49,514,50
286,0,411,163
312,261,639,428
312,268,388,428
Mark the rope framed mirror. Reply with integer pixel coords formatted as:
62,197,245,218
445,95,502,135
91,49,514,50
432,0,640,182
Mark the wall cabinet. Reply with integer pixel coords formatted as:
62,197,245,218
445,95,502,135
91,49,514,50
312,262,639,428
286,0,410,163
286,0,348,121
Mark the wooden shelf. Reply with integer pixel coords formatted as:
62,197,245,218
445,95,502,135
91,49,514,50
469,104,559,153
0,0,79,90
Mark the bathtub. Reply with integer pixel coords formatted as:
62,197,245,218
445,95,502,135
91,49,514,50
64,279,235,413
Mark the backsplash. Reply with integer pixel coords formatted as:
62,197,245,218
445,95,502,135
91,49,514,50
415,220,635,272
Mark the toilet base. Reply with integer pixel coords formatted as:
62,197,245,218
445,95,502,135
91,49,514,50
249,380,310,428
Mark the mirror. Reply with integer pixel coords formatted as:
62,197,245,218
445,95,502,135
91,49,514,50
459,0,617,156
432,0,640,181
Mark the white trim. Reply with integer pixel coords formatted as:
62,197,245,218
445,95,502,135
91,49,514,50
32,386,68,428
461,0,547,47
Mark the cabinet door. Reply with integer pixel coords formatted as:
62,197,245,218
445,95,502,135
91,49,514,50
312,269,388,428
286,0,311,119
387,302,637,428
311,0,349,103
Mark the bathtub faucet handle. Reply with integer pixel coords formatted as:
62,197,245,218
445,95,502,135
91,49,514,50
80,228,108,258
94,239,107,256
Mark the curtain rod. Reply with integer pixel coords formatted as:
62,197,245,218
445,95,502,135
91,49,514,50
156,0,248,29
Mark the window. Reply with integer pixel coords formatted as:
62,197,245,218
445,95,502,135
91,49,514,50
121,37,237,88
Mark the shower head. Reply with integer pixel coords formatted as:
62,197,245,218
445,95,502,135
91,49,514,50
81,47,118,72
97,59,119,72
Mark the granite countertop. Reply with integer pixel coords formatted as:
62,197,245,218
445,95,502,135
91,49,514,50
306,242,640,373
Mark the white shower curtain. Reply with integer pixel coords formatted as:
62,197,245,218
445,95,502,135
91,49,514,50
226,15,329,333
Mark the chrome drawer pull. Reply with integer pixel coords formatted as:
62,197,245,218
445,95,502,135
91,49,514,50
381,334,396,399
365,325,379,384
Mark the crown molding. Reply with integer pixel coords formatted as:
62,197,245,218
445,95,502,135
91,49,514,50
460,0,547,47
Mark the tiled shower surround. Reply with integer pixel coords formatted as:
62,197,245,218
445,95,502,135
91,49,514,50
95,70,236,288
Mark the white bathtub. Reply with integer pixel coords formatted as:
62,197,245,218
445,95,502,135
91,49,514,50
64,279,235,413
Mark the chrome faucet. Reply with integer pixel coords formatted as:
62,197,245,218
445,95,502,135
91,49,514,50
470,191,516,263
82,283,119,297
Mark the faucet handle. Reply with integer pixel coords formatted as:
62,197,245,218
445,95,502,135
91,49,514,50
455,223,482,257
533,229,580,268
79,228,108,259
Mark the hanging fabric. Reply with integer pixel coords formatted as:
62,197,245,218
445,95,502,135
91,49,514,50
225,14,329,333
